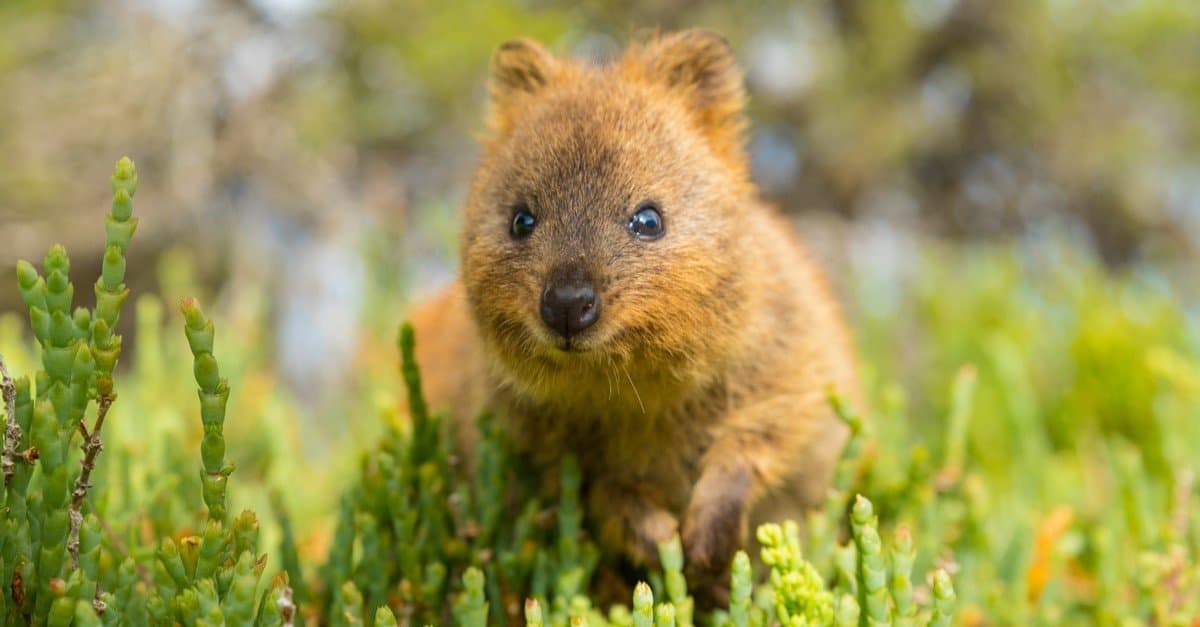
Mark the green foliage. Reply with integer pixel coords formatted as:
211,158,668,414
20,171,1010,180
2,158,1198,626
0,160,279,625
299,309,956,626
851,239,1200,623
1,157,138,624
302,323,608,624
181,298,234,523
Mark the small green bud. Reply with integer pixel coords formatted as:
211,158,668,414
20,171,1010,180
48,310,77,349
28,307,50,343
375,605,398,627
654,603,675,627
44,267,71,301
111,187,133,221
49,597,76,626
891,526,917,624
111,157,137,198
74,599,103,627
194,520,226,580
100,245,126,291
14,374,32,413
659,535,683,573
336,581,364,625
834,594,860,627
233,510,259,557
453,567,488,627
609,605,633,627
93,284,129,327
729,552,752,627
200,432,225,473
756,523,783,554
105,212,139,251
199,387,229,428
193,353,220,393
181,297,206,330
201,471,229,515
96,375,113,397
91,318,113,348
525,599,544,627
44,244,70,276
157,538,189,589
186,328,216,362
32,399,65,467
72,307,91,338
929,569,956,627
44,348,78,387
73,344,95,379
17,258,39,288
45,280,73,318
633,582,654,627
179,536,201,581
851,494,874,526
91,336,122,376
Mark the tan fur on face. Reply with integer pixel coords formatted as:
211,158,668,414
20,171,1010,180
408,29,859,597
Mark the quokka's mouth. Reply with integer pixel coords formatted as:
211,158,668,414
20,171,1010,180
540,331,601,358
521,315,596,355
553,337,589,353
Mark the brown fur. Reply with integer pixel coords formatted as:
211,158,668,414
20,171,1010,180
408,29,859,592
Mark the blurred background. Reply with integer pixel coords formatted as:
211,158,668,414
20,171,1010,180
2,1,1199,616
2,0,1199,437
4,0,1200,445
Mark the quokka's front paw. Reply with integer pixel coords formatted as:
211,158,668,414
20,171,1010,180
681,501,744,585
591,485,680,567
626,506,680,566
681,465,751,587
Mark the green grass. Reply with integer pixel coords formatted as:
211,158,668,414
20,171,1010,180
0,159,1197,625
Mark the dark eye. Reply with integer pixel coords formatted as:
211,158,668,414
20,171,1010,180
511,206,536,239
628,202,665,240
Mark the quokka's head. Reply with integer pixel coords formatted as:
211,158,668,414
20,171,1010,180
461,30,755,380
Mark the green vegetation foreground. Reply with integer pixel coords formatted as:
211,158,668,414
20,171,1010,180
0,160,1196,624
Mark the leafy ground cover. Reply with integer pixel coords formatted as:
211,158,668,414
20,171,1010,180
0,159,1196,625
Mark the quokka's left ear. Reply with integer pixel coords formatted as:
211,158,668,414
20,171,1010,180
629,29,747,165
488,38,561,134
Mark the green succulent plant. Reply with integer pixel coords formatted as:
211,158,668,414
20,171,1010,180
2,156,1197,626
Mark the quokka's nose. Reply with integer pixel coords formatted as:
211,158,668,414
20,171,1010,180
540,280,600,339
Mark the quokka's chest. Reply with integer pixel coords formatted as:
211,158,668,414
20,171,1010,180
497,392,719,477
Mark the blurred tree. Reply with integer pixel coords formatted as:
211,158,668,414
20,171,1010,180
1,0,1198,320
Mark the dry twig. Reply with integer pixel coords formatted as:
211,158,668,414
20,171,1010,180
1,354,20,488
68,387,115,567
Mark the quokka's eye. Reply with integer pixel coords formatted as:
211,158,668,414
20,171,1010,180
628,201,665,240
511,206,536,239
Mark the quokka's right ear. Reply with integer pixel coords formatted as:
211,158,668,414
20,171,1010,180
630,29,747,166
488,39,559,128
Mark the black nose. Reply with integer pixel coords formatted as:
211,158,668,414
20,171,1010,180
540,280,600,339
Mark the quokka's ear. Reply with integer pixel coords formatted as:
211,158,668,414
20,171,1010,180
489,39,559,125
633,29,747,163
